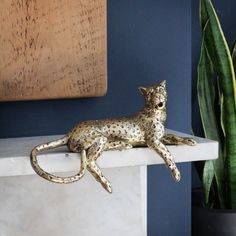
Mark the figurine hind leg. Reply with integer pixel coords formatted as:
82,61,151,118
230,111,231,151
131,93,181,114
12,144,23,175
86,136,113,193
161,134,196,146
105,140,133,151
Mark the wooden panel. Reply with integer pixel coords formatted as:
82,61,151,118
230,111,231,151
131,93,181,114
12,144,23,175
0,0,107,101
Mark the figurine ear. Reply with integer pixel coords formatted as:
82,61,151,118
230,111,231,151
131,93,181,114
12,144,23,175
138,86,148,95
159,80,166,88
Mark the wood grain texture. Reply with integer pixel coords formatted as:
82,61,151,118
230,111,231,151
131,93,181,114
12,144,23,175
0,0,107,101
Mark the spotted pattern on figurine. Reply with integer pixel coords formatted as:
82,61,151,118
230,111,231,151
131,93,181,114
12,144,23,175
30,81,196,193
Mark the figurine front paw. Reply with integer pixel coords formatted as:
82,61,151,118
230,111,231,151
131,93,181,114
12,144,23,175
118,143,133,151
123,143,133,149
172,169,181,182
183,138,197,146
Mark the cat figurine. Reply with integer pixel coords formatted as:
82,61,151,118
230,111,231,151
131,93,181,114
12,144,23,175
31,80,196,193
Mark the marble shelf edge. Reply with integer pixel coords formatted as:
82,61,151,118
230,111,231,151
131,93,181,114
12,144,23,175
0,129,218,177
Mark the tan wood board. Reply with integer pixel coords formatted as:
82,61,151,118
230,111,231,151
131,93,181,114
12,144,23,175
0,0,107,101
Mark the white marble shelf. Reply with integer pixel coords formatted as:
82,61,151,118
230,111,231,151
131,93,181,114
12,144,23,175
0,129,218,177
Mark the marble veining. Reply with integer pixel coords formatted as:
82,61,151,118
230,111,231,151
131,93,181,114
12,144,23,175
0,166,146,236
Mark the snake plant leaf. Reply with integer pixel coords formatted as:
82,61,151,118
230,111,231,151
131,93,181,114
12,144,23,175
200,0,209,31
198,22,216,140
198,41,214,206
202,160,214,206
218,83,226,137
197,23,225,207
233,42,236,70
200,0,236,208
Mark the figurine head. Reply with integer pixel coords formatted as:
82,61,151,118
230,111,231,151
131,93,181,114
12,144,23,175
139,80,167,110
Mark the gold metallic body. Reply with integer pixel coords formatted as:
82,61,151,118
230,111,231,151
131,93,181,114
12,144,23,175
30,81,196,193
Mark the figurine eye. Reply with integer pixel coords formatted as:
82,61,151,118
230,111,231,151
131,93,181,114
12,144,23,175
158,102,164,108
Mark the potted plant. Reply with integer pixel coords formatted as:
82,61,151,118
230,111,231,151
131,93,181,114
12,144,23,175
192,0,236,235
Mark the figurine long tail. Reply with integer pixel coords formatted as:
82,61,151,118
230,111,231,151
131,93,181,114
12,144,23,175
30,136,87,184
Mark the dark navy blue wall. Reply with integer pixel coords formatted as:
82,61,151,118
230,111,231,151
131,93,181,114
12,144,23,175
0,1,192,235
192,0,236,188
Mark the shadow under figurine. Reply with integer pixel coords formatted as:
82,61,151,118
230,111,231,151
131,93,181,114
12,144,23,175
30,80,196,193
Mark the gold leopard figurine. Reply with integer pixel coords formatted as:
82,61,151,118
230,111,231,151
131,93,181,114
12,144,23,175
30,80,196,193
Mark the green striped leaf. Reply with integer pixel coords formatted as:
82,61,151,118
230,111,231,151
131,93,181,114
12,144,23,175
197,21,225,207
233,42,236,70
202,160,214,207
200,0,236,208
